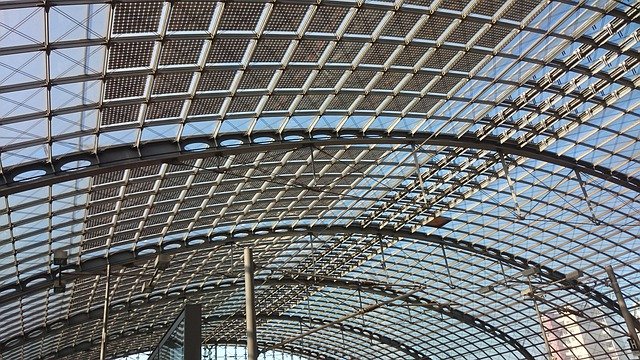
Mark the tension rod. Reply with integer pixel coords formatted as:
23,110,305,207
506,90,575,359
498,151,523,220
378,234,389,282
441,245,455,289
357,287,366,329
99,262,111,360
605,265,640,359
310,145,318,186
305,233,314,329
411,143,428,205
574,169,601,225
528,278,553,360
264,285,428,352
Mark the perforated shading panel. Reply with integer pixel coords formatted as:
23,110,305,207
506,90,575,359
0,1,639,360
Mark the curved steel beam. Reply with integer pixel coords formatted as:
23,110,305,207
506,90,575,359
1,225,621,358
204,313,431,360
0,224,622,316
0,130,637,197
22,277,526,360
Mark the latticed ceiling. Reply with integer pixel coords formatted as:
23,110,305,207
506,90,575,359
0,0,639,359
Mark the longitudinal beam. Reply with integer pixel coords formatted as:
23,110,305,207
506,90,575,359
38,334,341,360
264,284,428,352
0,225,612,309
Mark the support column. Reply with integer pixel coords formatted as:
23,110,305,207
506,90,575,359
184,304,202,360
605,265,640,359
244,247,258,360
99,262,110,360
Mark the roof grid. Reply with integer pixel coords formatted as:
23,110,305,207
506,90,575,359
0,1,639,360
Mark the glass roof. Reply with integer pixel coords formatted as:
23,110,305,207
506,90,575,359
0,0,639,359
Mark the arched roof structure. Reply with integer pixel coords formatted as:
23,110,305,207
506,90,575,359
0,0,639,359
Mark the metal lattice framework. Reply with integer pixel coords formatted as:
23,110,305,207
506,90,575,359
0,0,639,359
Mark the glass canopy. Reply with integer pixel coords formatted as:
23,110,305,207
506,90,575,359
0,0,638,359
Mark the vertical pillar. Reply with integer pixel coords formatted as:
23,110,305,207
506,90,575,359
245,247,258,360
184,303,202,360
605,265,640,358
99,262,111,360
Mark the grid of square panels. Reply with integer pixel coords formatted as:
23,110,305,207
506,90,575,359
2,139,638,360
0,1,639,360
0,0,635,169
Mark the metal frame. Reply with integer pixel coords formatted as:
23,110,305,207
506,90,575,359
41,337,339,360
0,225,619,311
1,1,639,359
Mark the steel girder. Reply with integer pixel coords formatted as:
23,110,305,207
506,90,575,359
1,130,637,198
0,225,619,310
1,224,626,359
27,277,530,360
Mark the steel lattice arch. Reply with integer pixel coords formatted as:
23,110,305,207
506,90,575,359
0,0,639,359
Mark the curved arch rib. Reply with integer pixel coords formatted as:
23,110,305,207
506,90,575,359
1,225,624,359
0,130,637,197
0,225,623,314
21,277,529,360
204,313,431,360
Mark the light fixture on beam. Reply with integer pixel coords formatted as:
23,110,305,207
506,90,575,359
478,285,494,294
52,249,69,293
425,216,451,228
53,249,68,266
564,269,582,281
53,278,65,294
154,254,171,271
520,266,539,277
141,254,172,293
520,287,534,298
